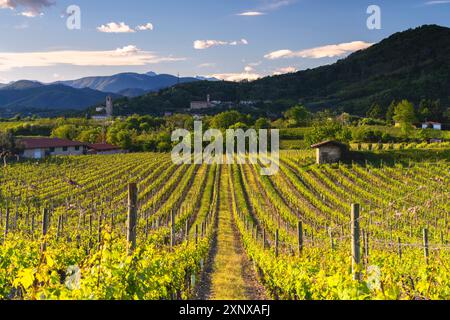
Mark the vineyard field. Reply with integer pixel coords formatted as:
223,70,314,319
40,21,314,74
0,150,449,300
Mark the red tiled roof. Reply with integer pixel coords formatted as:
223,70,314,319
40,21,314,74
19,138,86,149
88,143,121,151
311,140,348,149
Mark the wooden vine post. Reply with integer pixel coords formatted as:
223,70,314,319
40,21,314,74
351,204,361,281
297,221,303,255
275,229,279,258
127,183,138,255
170,210,175,248
41,208,49,252
195,224,198,245
262,228,266,250
423,228,429,264
3,207,10,240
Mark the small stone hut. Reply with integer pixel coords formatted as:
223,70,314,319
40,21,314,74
311,140,348,164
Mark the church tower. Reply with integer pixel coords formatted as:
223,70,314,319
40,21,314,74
106,96,113,117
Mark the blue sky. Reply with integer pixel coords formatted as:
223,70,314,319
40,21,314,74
0,0,449,83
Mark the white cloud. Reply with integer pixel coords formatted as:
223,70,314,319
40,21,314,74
198,62,216,68
19,10,42,17
97,22,136,33
237,0,296,16
114,45,140,55
262,0,296,11
194,39,248,50
248,61,262,67
208,65,262,82
0,0,54,17
264,41,373,59
264,49,293,60
209,72,261,82
136,22,154,31
273,66,297,75
424,0,450,4
237,11,266,16
0,45,185,71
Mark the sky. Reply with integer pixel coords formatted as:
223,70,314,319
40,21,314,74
0,0,449,83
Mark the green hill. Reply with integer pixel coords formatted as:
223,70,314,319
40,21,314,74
113,25,450,116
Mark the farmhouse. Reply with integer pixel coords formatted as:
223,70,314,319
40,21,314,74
421,121,442,130
311,140,348,164
19,138,87,159
88,143,126,155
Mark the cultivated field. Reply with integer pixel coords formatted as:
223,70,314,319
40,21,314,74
0,150,449,300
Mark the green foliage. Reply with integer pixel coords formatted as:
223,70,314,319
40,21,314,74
209,111,252,130
352,127,387,143
51,124,79,140
254,118,271,130
366,103,384,119
284,105,311,127
393,100,417,137
305,121,350,145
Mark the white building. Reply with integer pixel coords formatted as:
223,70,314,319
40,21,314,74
19,138,87,159
422,122,442,130
92,96,114,120
190,94,213,110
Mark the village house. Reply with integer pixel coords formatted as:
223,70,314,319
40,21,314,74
311,140,348,164
421,121,442,130
19,138,87,159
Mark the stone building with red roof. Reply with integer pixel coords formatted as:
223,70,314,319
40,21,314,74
19,138,87,159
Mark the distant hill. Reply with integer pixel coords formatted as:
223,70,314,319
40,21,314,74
57,72,204,95
113,24,450,116
1,80,43,90
0,83,118,112
117,88,147,97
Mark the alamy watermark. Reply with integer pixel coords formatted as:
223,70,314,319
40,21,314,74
66,5,81,30
171,122,280,176
367,5,381,30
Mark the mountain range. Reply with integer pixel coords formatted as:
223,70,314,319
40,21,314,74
56,72,210,97
0,81,120,113
110,24,450,116
0,72,215,116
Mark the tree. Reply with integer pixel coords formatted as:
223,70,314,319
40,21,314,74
305,120,346,145
254,118,271,130
51,124,79,140
418,99,432,122
284,105,310,127
210,111,250,129
77,128,102,143
0,131,23,167
393,100,417,136
367,103,383,119
386,100,396,124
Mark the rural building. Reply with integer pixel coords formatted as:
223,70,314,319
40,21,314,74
88,143,126,155
311,140,348,164
190,94,213,110
93,96,114,120
19,138,87,159
421,121,442,130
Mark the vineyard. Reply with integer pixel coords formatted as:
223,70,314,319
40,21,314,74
0,150,449,300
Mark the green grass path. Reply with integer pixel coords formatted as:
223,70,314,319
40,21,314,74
201,165,266,300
